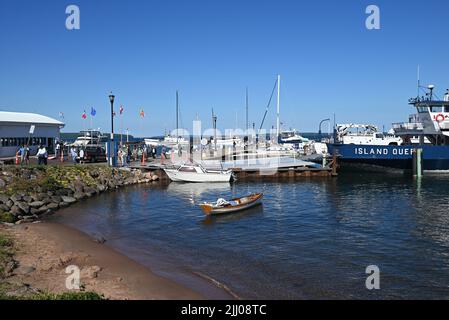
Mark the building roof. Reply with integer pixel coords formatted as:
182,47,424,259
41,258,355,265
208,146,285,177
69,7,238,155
0,111,65,126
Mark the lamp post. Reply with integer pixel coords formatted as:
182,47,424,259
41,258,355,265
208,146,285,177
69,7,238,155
213,113,217,151
319,118,331,136
109,93,115,166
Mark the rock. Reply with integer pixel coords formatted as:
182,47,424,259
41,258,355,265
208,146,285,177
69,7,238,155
16,202,30,215
51,196,62,203
60,196,76,204
81,266,102,279
151,175,159,181
59,202,70,208
10,194,22,202
36,206,49,214
46,203,59,210
84,187,97,197
0,194,9,204
10,205,22,216
145,172,153,180
0,204,9,212
14,265,36,276
22,195,32,203
73,192,85,200
0,178,5,189
94,236,106,244
29,201,45,208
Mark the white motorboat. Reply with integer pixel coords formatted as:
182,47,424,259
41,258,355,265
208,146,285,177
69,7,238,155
164,162,232,183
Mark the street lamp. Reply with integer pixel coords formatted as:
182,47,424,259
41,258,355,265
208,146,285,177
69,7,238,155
319,118,331,136
109,93,115,166
213,113,217,151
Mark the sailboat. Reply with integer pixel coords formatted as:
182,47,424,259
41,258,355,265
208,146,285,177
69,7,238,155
163,90,189,147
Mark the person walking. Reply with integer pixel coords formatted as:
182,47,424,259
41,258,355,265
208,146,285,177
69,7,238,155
152,146,157,159
17,145,26,165
24,144,30,165
55,141,61,158
37,145,48,165
79,148,85,164
70,147,78,164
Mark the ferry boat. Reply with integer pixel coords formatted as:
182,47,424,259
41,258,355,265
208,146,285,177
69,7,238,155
68,130,107,147
328,85,449,172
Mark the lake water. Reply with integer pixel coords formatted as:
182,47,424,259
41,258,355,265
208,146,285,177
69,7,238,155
52,173,449,299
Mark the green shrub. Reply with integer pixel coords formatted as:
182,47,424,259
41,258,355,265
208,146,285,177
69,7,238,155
0,234,14,278
0,212,15,223
30,291,104,300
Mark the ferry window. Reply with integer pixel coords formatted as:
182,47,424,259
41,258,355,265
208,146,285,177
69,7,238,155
179,166,196,172
417,106,428,113
430,106,443,113
445,106,449,113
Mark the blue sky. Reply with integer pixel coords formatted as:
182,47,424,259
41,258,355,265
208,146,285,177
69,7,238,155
1,0,449,136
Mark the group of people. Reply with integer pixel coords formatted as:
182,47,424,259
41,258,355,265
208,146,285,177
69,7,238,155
70,147,85,164
117,145,158,167
16,144,49,165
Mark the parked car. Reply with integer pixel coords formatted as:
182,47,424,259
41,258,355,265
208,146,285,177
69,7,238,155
82,145,107,163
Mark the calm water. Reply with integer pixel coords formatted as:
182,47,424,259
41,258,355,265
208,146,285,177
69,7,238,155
51,173,449,299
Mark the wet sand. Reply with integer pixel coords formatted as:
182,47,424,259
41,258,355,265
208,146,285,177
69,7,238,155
3,222,210,300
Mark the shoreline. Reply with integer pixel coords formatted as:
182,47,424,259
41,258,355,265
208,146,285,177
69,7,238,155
0,165,237,299
2,221,223,300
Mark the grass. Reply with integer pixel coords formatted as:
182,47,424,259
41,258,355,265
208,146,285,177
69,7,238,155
0,234,14,278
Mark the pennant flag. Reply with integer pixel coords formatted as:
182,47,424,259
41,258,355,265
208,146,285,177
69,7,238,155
119,105,124,115
90,107,96,116
139,108,145,118
82,110,87,119
59,112,64,119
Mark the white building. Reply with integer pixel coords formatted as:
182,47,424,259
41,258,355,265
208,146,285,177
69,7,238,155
0,111,65,158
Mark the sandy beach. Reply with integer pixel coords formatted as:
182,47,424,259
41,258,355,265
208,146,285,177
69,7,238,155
2,222,207,300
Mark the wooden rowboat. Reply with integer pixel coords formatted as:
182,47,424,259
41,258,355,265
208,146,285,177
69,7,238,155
199,193,263,216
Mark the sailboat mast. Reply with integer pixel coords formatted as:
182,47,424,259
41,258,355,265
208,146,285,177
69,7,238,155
276,75,281,139
246,87,249,131
176,90,179,138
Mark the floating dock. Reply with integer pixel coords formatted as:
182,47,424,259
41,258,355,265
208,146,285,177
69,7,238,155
130,155,337,181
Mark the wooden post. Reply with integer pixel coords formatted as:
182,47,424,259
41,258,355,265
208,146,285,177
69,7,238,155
332,150,338,176
416,148,423,177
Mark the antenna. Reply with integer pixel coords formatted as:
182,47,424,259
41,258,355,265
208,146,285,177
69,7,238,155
417,65,420,98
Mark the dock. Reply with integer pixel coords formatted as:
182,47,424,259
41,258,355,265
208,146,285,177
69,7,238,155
129,155,337,181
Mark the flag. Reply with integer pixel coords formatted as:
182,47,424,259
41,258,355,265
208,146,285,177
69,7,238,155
112,111,116,117
59,112,64,119
82,110,87,119
119,105,124,115
90,107,96,116
139,108,145,118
